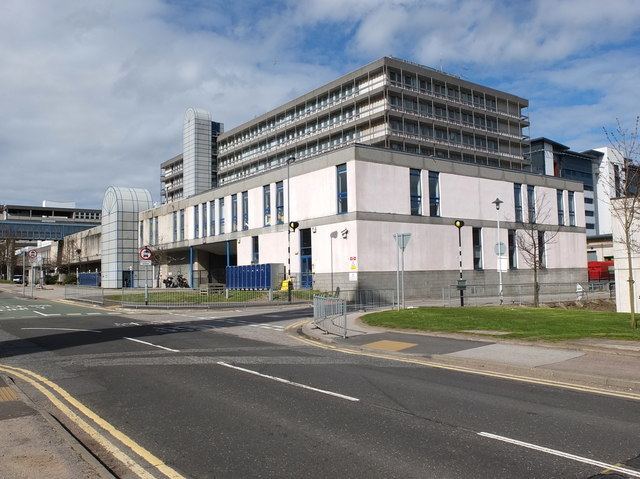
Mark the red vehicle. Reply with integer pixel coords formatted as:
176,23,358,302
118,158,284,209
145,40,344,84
588,260,614,282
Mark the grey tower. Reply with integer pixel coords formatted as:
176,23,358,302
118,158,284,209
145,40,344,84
183,108,212,198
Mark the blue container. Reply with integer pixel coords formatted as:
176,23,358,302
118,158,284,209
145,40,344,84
226,263,278,290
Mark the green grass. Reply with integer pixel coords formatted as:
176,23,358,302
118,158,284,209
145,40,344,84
105,289,319,304
0,279,12,284
361,307,640,341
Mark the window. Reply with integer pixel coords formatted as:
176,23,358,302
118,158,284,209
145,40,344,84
209,201,215,235
557,190,564,225
147,218,153,245
242,191,249,231
219,198,225,234
538,231,546,267
193,206,199,238
154,217,158,245
276,181,284,224
252,236,259,264
614,164,621,197
337,164,348,214
473,227,483,270
139,221,144,246
587,250,598,261
410,169,422,215
263,185,271,226
514,183,523,222
172,211,178,242
568,191,575,226
179,209,184,241
508,230,517,269
428,171,440,216
527,185,536,223
231,194,238,232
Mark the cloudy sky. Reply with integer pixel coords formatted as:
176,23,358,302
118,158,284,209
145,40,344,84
1,0,639,208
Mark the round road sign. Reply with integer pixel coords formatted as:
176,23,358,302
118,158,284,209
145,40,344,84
27,250,37,259
139,247,153,261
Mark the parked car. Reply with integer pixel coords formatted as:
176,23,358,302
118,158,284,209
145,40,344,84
12,274,27,285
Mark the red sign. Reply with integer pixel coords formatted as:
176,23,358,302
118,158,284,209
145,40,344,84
139,247,153,260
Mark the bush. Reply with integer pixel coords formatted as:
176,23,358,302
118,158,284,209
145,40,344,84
45,274,58,285
64,274,77,284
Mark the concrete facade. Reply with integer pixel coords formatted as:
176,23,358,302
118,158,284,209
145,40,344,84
141,145,587,294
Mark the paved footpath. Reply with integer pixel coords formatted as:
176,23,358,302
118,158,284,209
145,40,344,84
302,310,640,395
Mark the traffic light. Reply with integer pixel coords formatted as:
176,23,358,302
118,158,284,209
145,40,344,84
289,221,299,231
454,220,464,229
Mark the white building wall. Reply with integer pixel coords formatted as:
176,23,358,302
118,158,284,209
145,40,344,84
594,146,624,235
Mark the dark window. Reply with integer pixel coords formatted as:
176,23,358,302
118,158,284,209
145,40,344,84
614,164,621,197
410,169,422,215
276,181,284,224
586,223,595,230
473,227,483,270
252,236,259,264
139,221,144,246
193,206,199,238
527,185,536,223
231,194,238,232
209,201,215,235
585,210,595,217
584,197,594,204
337,164,348,214
429,171,440,217
568,191,576,226
242,191,249,231
219,199,225,234
172,211,177,242
538,231,545,267
557,190,564,225
508,230,517,269
514,183,522,222
263,185,271,226
179,209,185,240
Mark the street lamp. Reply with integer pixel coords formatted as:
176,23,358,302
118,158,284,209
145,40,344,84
287,156,295,302
492,197,504,305
454,220,465,306
329,231,338,294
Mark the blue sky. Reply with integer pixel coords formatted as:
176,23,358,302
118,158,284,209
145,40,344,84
1,0,639,207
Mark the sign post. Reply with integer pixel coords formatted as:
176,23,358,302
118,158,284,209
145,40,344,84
139,246,153,306
393,233,411,310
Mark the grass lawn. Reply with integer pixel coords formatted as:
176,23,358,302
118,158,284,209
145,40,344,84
361,307,640,341
106,289,318,304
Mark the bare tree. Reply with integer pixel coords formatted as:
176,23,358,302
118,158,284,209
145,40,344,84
605,116,640,328
516,193,561,307
151,248,185,287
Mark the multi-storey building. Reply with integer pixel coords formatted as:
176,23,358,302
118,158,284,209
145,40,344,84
216,57,530,186
529,138,603,236
161,108,224,204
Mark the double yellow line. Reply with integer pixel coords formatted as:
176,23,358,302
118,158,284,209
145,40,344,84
0,364,185,479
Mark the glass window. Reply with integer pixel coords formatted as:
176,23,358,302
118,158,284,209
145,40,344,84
231,194,238,232
538,230,545,266
147,218,153,245
172,211,177,242
193,206,199,238
508,229,517,269
209,201,215,235
527,185,536,223
410,169,422,215
252,236,259,264
179,209,184,241
473,227,483,270
154,217,158,245
263,185,271,226
219,199,225,234
276,181,284,224
569,191,575,226
557,190,564,225
242,191,249,231
139,221,144,246
428,171,440,217
514,183,522,222
337,164,348,214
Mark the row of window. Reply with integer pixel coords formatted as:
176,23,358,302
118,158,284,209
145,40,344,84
556,189,576,227
409,169,440,216
471,227,545,270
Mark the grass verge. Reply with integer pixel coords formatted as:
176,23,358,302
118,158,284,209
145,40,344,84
105,289,319,304
361,307,640,341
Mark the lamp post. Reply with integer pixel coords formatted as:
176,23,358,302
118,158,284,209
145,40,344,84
454,220,465,307
287,156,294,302
492,197,504,305
329,231,338,294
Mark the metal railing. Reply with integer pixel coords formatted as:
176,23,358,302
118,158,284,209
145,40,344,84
313,295,347,338
64,285,104,304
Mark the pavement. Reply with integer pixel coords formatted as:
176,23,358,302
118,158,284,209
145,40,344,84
2,286,640,477
301,309,640,395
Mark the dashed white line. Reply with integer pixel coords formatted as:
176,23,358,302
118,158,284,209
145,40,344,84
123,337,179,352
217,361,360,402
21,327,100,333
67,313,82,316
32,311,50,316
478,432,640,477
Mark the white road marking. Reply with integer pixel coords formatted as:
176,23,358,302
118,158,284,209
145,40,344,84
217,361,360,402
67,313,82,316
21,327,100,333
478,432,640,478
123,337,179,352
86,312,101,315
32,311,50,316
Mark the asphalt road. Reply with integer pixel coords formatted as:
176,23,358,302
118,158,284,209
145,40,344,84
0,289,639,478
